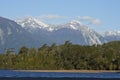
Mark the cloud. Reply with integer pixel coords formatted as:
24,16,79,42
77,16,101,25
39,14,67,20
38,15,101,25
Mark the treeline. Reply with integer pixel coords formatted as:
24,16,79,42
0,41,120,70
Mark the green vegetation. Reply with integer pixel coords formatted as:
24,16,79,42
0,41,120,70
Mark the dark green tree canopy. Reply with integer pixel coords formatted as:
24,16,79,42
0,41,120,70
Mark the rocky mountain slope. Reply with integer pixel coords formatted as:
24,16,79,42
0,16,119,53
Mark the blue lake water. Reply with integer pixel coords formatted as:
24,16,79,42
0,70,120,80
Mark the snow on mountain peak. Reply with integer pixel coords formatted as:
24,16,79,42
63,20,92,32
16,18,86,32
103,31,120,36
16,17,49,29
70,20,82,25
16,16,95,32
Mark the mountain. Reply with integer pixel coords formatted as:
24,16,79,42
16,17,54,32
16,17,106,45
0,16,119,53
0,17,40,53
50,20,106,45
103,31,120,42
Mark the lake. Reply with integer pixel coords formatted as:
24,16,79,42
0,70,120,80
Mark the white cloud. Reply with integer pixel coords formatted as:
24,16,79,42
38,15,101,25
77,16,101,25
39,14,67,19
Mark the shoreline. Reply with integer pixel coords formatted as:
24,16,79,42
15,70,120,73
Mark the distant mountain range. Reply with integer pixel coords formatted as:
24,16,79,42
102,31,120,42
0,16,120,53
16,17,106,45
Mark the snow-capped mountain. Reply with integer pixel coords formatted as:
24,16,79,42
103,31,120,36
0,17,41,53
51,20,106,45
52,20,83,30
16,17,53,32
0,16,119,53
16,17,107,45
103,31,120,42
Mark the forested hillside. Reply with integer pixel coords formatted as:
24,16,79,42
0,41,120,70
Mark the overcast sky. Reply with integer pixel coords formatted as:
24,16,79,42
0,0,120,32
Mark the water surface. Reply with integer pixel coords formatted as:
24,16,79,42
0,70,120,80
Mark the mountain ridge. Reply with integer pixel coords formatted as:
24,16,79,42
16,17,106,45
0,16,119,53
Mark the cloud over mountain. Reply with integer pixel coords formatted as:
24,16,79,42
39,14,67,20
77,16,101,25
38,15,101,26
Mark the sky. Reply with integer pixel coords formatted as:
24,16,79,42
0,0,120,32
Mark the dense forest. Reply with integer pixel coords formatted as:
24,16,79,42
0,41,120,70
